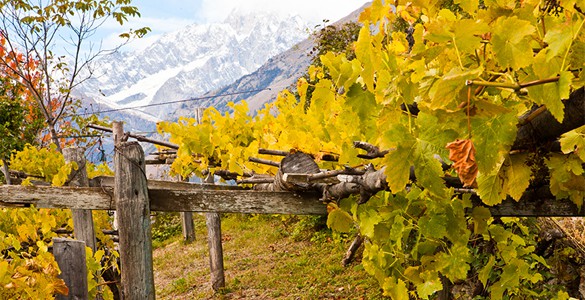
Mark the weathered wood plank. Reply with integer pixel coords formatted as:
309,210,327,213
90,175,243,191
53,238,88,300
0,185,324,213
115,141,155,300
1,184,582,216
0,185,114,209
149,189,326,215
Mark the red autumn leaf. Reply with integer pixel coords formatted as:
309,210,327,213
446,139,478,187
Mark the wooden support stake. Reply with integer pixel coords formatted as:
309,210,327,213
179,176,195,243
249,156,280,167
205,174,225,291
63,147,96,253
53,238,88,300
114,141,155,299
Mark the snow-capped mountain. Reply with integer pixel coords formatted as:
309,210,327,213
174,3,367,117
76,10,310,120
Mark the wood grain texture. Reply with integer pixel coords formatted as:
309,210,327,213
53,238,88,300
1,184,583,216
114,141,155,300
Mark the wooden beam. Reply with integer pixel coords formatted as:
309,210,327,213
0,185,326,214
89,176,244,191
1,184,582,217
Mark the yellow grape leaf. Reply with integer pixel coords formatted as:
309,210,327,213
326,207,353,233
491,16,535,69
446,139,478,187
560,126,585,161
503,154,531,201
382,277,409,299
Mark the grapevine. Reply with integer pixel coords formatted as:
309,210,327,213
158,0,585,298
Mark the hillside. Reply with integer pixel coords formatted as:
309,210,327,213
152,214,385,299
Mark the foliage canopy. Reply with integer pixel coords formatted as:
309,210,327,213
160,0,585,298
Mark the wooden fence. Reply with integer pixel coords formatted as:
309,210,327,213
1,123,584,299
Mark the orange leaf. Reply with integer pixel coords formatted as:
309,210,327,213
446,139,478,187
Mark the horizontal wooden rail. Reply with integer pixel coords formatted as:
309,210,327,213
1,178,582,217
0,185,326,215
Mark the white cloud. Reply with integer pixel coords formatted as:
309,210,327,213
96,17,196,52
85,1,371,53
198,0,371,24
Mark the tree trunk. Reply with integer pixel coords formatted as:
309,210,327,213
255,152,321,192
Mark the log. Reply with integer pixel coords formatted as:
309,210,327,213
114,141,155,300
53,238,88,300
274,152,321,191
64,147,96,253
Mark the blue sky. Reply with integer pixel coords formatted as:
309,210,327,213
98,0,371,51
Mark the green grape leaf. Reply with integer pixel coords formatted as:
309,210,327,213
358,206,383,238
491,16,535,69
419,214,447,239
346,83,377,121
547,153,585,207
472,112,517,174
439,244,471,281
380,123,417,193
414,140,450,198
477,158,506,205
471,206,491,235
428,67,483,110
478,255,496,287
543,26,574,62
327,208,353,233
416,272,443,299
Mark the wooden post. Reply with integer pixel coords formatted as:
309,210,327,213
111,121,124,230
205,174,225,291
63,147,96,253
114,141,155,299
53,238,88,300
179,176,195,243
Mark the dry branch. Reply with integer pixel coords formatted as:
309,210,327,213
248,157,280,167
258,148,289,156
354,141,390,159
88,123,179,149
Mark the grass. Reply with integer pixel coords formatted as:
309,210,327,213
152,214,386,299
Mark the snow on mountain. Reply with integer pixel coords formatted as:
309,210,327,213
75,10,310,120
175,3,368,117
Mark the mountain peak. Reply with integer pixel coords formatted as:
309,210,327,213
75,11,310,119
